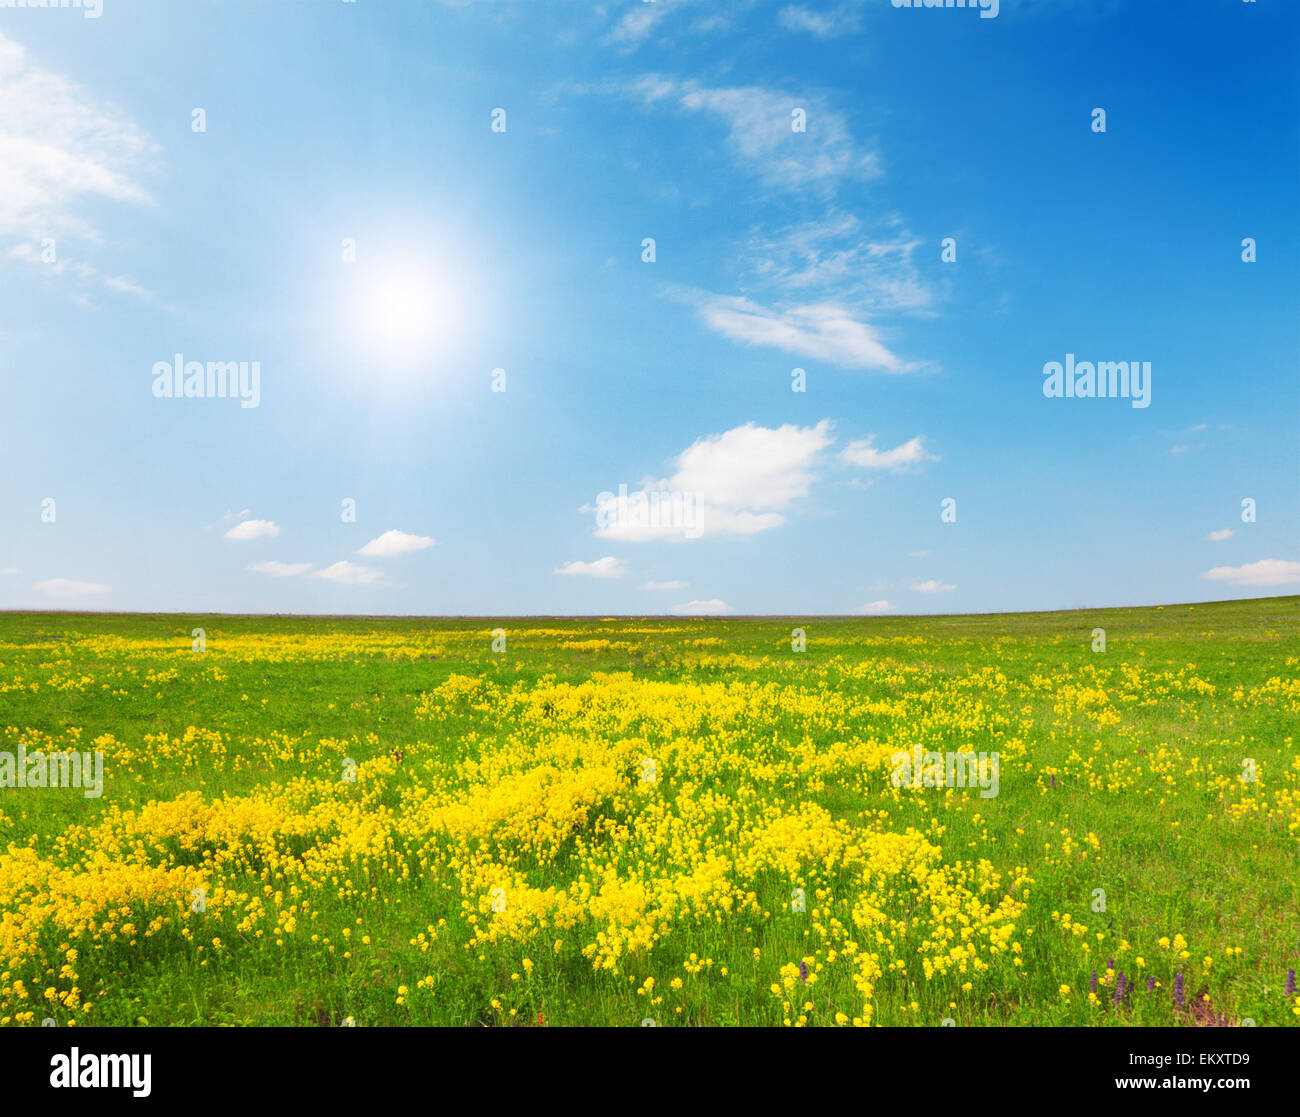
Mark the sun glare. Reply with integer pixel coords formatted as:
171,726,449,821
356,269,456,357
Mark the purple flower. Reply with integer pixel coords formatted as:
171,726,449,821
1113,973,1126,1004
1146,976,1155,993
1287,969,1297,998
1090,971,1098,993
1174,972,1185,1009
1107,958,1115,972
799,961,808,984
1050,775,1056,788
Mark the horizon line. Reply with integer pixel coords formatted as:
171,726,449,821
1,593,1296,623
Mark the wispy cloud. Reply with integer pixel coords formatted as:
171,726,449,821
640,579,688,591
592,77,926,371
744,213,935,314
607,0,742,48
623,75,878,190
691,294,911,372
0,31,159,298
608,0,691,45
9,242,161,306
1205,529,1234,543
778,4,861,38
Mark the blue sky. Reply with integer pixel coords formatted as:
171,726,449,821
1,0,1296,616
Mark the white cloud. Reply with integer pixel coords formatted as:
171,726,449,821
606,1,743,47
669,598,733,615
0,32,158,296
608,0,702,44
35,578,108,598
691,292,915,371
224,519,280,541
640,579,688,591
554,557,627,579
671,419,831,508
744,213,933,314
248,561,312,577
840,435,936,470
598,81,924,369
912,580,956,593
358,529,437,557
593,420,834,542
594,81,928,371
693,295,909,372
855,600,893,614
1205,529,1234,542
313,561,383,586
1201,559,1300,587
626,76,878,189
778,5,861,38
9,241,159,305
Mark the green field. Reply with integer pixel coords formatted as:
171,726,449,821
0,597,1296,1026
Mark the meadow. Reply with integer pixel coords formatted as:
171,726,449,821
0,598,1296,1027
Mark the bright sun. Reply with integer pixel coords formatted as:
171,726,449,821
357,269,455,357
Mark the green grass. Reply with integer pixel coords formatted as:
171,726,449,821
0,597,1296,1027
